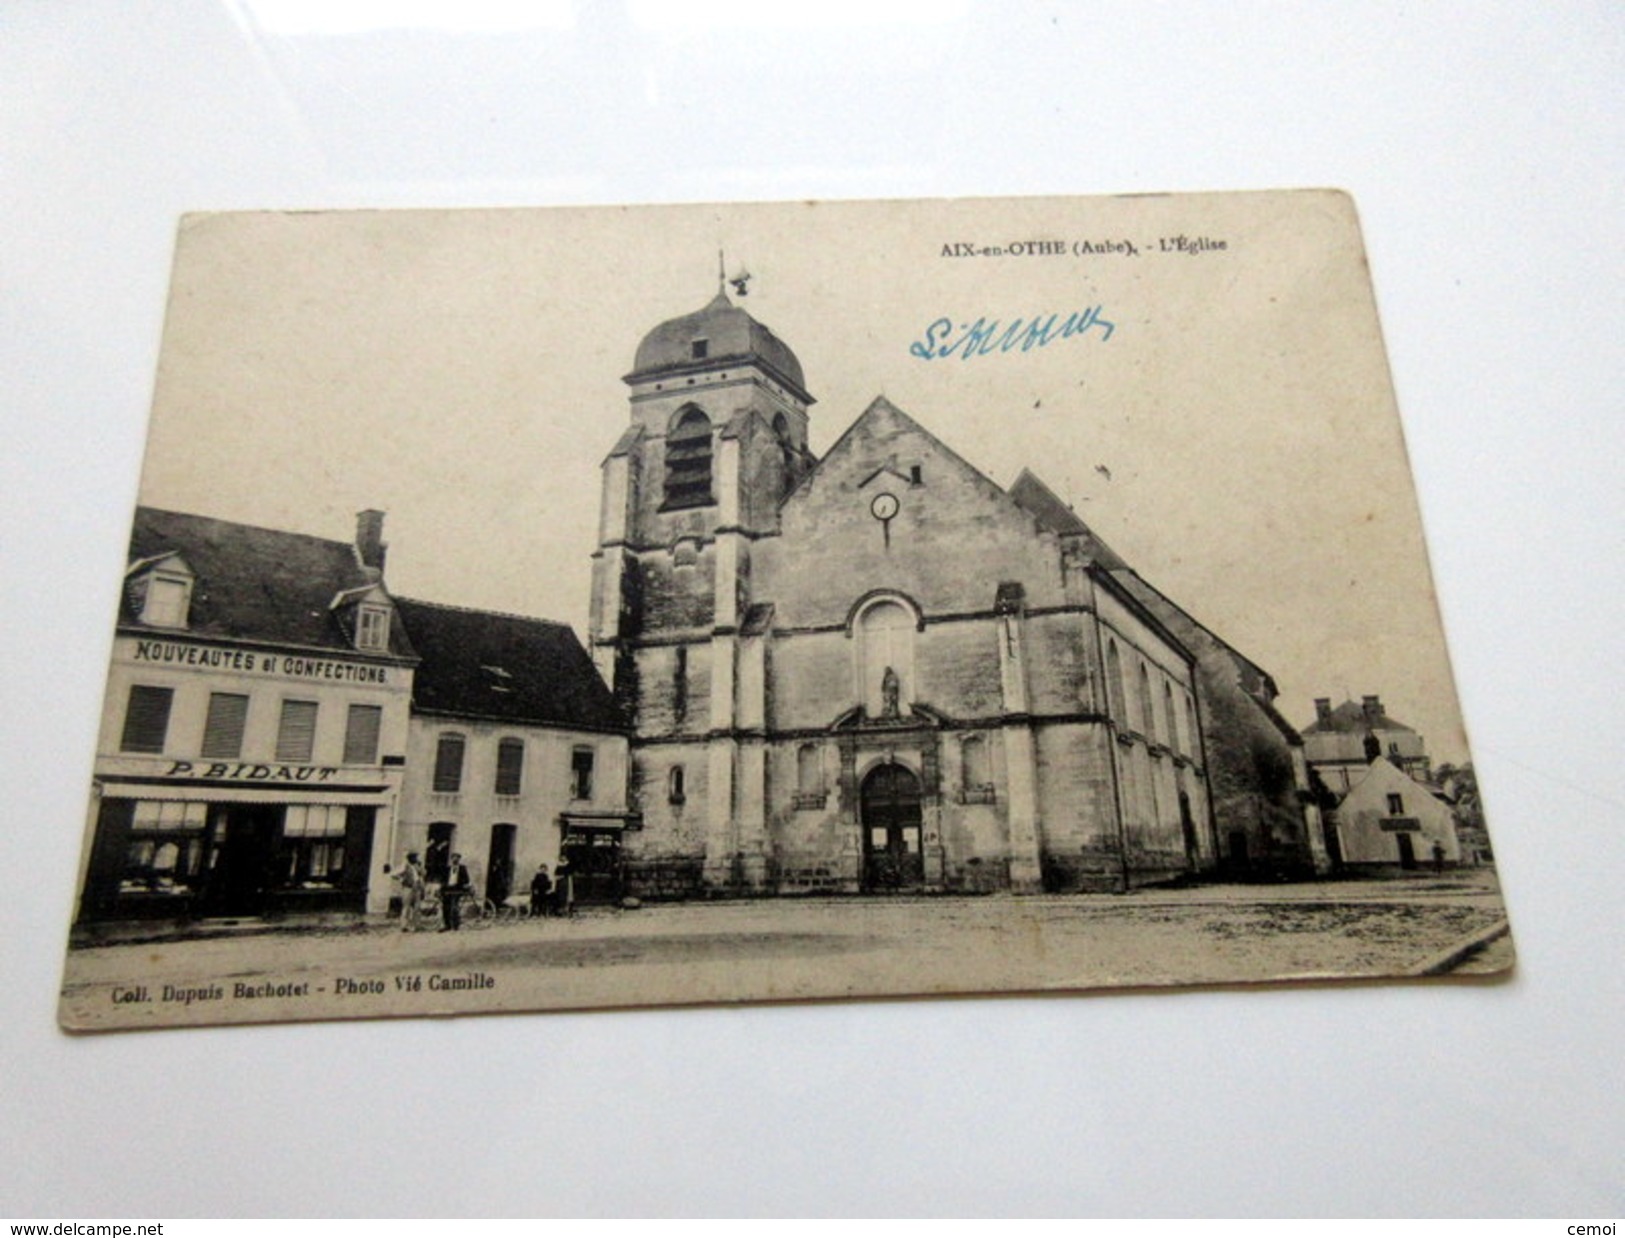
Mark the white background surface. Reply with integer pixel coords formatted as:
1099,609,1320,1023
3,1,1621,1218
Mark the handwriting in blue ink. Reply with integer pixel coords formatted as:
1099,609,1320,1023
909,307,1116,362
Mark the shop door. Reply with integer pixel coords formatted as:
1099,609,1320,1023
1396,832,1417,870
861,763,924,891
561,829,622,905
200,804,279,917
487,824,517,905
425,823,455,886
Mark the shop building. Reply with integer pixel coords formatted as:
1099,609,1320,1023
392,599,634,907
1328,755,1461,870
77,508,417,923
592,288,1240,896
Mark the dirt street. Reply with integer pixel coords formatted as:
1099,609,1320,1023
59,871,1512,1031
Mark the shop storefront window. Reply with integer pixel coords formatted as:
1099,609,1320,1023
121,800,208,894
282,804,347,886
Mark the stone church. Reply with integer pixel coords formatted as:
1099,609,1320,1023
592,285,1232,896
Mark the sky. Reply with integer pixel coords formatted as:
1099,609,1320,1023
135,192,1471,762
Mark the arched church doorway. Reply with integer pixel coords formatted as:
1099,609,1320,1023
861,762,924,891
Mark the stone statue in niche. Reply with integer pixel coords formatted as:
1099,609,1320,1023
881,666,901,719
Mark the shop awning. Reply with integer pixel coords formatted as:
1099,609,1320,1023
559,812,643,833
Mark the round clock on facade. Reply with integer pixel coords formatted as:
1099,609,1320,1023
870,492,900,521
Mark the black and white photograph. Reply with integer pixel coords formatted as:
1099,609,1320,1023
9,2,1622,1222
58,190,1512,1030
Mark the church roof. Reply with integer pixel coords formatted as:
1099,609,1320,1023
393,597,623,732
625,289,809,398
1008,468,1129,569
123,506,416,659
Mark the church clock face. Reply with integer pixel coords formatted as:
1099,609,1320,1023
870,492,900,521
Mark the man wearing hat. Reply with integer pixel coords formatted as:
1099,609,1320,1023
441,851,473,931
394,851,425,932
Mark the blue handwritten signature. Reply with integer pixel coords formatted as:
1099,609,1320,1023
909,306,1115,361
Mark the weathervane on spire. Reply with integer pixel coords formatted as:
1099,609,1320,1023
719,247,751,297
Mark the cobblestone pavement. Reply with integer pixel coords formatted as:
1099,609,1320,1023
59,870,1512,1031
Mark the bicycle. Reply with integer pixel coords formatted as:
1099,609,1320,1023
409,883,491,931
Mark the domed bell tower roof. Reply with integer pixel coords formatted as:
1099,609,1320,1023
625,289,811,403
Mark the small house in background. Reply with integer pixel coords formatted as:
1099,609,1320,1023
1331,755,1460,871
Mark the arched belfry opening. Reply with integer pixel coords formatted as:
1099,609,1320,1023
664,405,713,509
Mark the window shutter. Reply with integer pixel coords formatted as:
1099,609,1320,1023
200,693,249,759
343,704,382,765
495,739,524,796
120,686,174,753
275,700,319,762
433,734,465,793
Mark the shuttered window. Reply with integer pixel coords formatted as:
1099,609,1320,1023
200,693,249,759
275,700,318,762
495,738,524,796
343,704,382,765
664,407,713,509
120,685,174,754
433,733,465,793
570,747,595,800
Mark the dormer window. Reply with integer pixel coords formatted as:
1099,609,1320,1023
355,603,390,652
143,575,191,627
128,555,195,629
691,338,709,360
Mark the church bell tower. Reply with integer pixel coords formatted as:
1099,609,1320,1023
590,280,816,890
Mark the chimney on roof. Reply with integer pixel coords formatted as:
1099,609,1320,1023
1362,694,1381,724
1314,698,1331,723
356,509,387,573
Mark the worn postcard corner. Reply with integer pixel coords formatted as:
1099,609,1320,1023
60,189,1510,1032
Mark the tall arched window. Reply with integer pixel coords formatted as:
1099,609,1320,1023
664,406,713,508
856,598,916,718
1105,640,1127,726
1138,662,1157,742
772,411,795,500
1163,682,1178,753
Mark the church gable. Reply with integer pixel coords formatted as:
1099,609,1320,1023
764,396,1067,625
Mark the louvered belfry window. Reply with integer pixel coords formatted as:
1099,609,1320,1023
120,685,174,754
275,699,319,763
664,406,713,509
200,692,250,759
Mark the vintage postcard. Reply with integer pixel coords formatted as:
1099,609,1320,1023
58,190,1511,1031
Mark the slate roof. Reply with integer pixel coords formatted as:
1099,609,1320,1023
1008,468,1129,569
393,597,623,732
1301,699,1418,736
625,288,809,398
123,507,416,659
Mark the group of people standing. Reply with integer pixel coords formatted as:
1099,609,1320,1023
391,853,573,932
